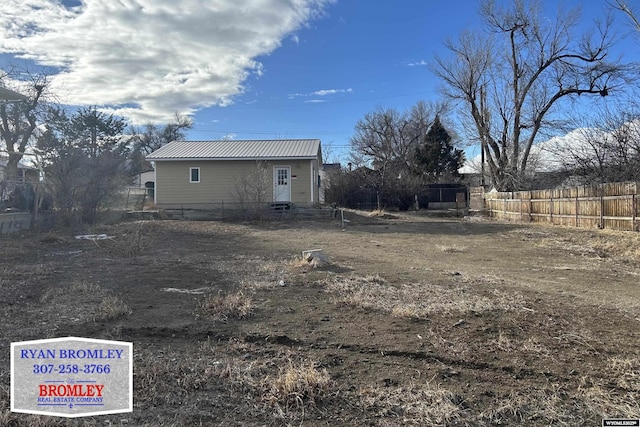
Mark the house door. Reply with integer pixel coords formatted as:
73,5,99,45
273,166,291,202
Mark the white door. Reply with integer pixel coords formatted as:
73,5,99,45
273,166,291,202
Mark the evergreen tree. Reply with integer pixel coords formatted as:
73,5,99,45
414,116,464,181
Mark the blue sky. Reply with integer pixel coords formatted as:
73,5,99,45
189,1,478,160
0,0,637,163
187,1,485,160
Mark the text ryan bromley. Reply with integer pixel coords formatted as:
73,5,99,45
20,349,125,359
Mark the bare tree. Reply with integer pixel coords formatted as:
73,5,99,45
130,113,193,155
0,68,50,183
610,0,640,32
545,106,640,184
232,161,270,220
434,0,627,190
350,101,448,200
129,113,193,176
351,102,447,169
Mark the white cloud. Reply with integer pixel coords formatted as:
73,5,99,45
312,88,352,96
0,0,333,124
458,128,606,175
288,87,352,99
406,60,428,67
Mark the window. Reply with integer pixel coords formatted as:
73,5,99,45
190,167,200,183
277,168,288,186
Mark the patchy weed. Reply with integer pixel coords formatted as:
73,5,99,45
324,275,527,319
95,295,132,321
198,290,255,321
96,221,153,257
437,244,468,253
358,382,464,426
263,361,331,409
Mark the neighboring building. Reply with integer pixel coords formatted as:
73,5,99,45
146,139,323,208
0,86,27,101
319,163,341,203
0,158,38,183
132,170,155,189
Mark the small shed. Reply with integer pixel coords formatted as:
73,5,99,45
146,139,322,209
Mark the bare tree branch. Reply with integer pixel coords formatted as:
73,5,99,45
433,0,627,190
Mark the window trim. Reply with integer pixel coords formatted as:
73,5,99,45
189,167,200,183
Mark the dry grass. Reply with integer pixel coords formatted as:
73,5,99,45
324,274,527,319
479,380,640,425
521,336,552,357
479,387,587,426
606,357,640,392
6,217,640,426
208,254,290,290
215,344,333,420
95,295,132,321
133,341,305,425
40,281,102,303
127,338,640,426
39,232,71,244
358,382,464,426
526,226,640,262
69,281,102,293
2,263,54,281
96,221,153,257
198,290,255,321
367,209,397,219
39,280,131,323
493,330,517,352
574,229,640,261
263,361,332,409
578,383,640,420
134,340,223,406
437,244,468,253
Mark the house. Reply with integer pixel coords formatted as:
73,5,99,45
146,139,323,209
0,86,27,101
0,158,38,183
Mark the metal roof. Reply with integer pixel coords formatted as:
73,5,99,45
146,139,321,161
0,86,27,101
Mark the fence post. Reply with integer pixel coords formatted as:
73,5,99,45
600,195,604,229
633,194,636,232
549,197,553,224
575,195,579,228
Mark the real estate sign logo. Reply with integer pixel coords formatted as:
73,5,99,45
11,337,133,418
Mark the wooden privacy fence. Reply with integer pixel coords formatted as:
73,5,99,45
484,181,639,232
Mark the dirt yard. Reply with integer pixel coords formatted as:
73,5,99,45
1,211,640,426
